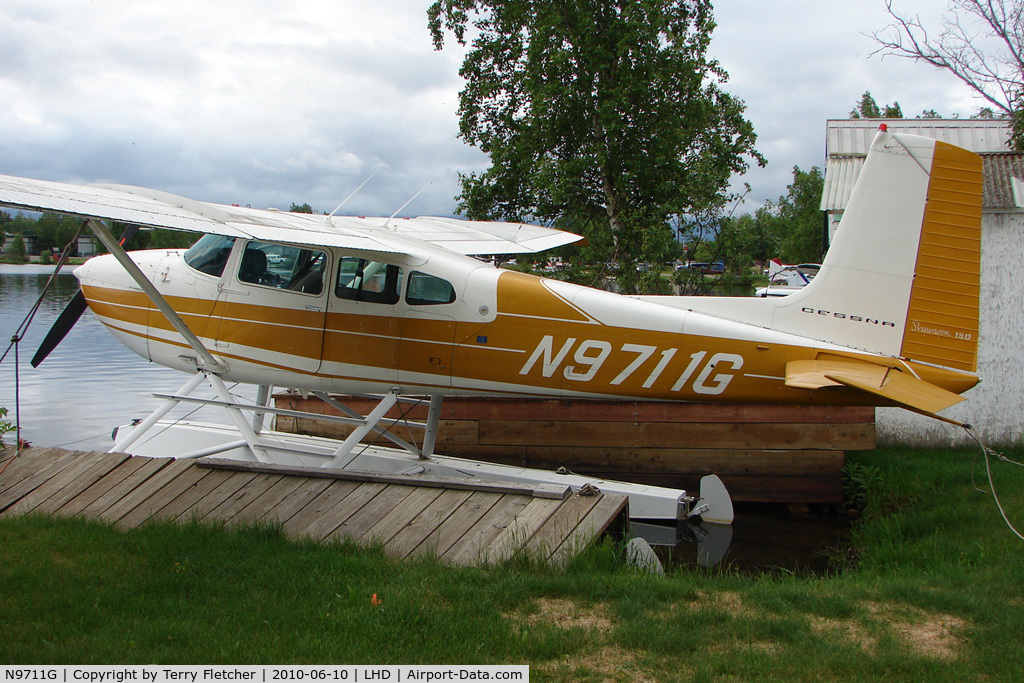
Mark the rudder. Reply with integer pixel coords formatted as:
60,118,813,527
898,140,981,373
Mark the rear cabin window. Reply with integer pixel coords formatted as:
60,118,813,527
335,256,403,304
406,271,456,305
183,234,235,277
238,241,328,295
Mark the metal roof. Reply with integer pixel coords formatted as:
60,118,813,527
826,118,1013,154
821,154,1024,212
822,119,1023,212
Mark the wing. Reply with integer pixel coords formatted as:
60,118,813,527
0,174,583,255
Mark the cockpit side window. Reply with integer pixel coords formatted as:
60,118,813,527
406,271,457,305
238,240,328,295
335,256,403,304
183,234,236,277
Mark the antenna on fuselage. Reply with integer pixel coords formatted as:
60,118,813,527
327,172,376,219
385,182,431,228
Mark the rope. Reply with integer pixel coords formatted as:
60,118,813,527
14,338,21,455
0,222,84,367
964,425,1024,541
0,223,86,460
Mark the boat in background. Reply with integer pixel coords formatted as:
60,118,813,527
755,259,820,297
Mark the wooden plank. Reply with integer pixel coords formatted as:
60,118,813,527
115,464,217,529
0,448,72,491
0,445,627,568
478,420,876,450
173,471,260,523
280,480,361,539
276,395,876,424
325,484,418,543
79,457,173,519
55,455,156,517
224,476,308,527
29,453,132,515
305,482,387,541
252,478,335,526
524,493,603,560
0,448,87,511
442,495,532,566
154,468,237,521
483,496,565,565
2,450,113,516
277,415,479,446
360,413,872,450
98,458,195,523
360,486,445,546
549,493,628,567
406,490,502,560
383,488,474,559
201,474,283,524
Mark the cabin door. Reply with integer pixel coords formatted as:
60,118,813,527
210,240,330,380
397,270,459,391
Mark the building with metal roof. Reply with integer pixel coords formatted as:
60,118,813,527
822,119,1023,445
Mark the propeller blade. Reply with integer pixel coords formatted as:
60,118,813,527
30,223,140,367
30,291,87,367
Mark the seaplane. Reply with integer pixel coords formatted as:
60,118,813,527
0,127,983,529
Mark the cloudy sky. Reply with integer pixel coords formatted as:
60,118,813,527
0,0,983,220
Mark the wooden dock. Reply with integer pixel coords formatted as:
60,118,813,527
274,395,876,504
0,447,627,567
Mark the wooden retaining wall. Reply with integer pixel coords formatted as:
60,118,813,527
274,396,876,505
0,447,628,567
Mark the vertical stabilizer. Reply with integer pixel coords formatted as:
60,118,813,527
767,130,982,372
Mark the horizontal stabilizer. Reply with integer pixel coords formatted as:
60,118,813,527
786,359,966,418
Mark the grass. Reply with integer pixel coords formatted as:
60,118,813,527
2,445,1023,680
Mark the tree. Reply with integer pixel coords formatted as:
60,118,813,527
849,91,903,118
0,210,9,251
428,0,763,293
6,233,28,263
870,0,1024,149
34,211,81,255
137,229,197,250
748,166,825,265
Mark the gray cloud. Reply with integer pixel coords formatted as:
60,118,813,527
1,0,982,221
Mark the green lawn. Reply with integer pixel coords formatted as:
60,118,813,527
2,446,1022,681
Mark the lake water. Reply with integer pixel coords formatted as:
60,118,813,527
0,264,249,450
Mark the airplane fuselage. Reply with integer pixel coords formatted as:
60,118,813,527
74,238,976,407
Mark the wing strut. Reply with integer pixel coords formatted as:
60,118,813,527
87,219,228,374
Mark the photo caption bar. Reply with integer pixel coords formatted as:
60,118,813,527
0,667,528,683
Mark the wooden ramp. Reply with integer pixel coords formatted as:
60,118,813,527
0,447,627,567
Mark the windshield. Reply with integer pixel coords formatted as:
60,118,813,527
183,234,236,277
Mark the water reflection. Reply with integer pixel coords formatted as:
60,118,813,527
631,504,849,574
0,265,247,451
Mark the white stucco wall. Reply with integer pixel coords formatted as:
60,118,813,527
876,212,1024,446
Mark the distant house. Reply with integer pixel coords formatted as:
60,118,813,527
821,119,1024,446
77,235,97,257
